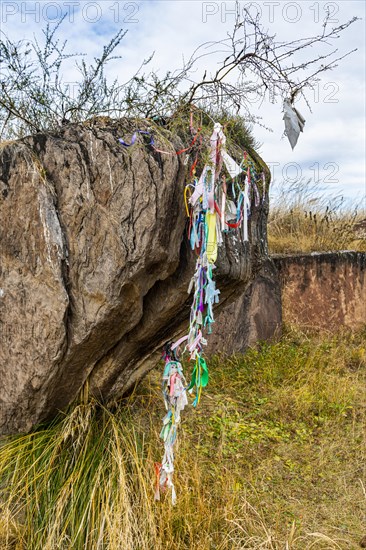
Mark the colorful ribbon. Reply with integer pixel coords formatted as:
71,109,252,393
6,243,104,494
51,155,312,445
155,122,266,504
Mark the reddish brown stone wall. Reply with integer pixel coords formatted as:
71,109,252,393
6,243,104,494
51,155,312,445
273,252,366,330
209,251,365,356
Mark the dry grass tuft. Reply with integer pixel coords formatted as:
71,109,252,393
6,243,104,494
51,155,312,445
268,180,366,253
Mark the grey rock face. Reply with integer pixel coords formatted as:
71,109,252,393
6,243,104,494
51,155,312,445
208,258,282,355
0,119,270,434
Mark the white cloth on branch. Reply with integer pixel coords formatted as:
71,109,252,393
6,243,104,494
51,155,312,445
283,99,306,150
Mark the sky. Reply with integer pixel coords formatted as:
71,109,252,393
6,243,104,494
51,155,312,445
1,0,365,205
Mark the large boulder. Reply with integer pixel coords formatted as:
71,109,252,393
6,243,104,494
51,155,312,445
0,118,270,434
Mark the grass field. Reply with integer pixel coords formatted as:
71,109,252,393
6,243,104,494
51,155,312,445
268,181,366,254
1,327,365,549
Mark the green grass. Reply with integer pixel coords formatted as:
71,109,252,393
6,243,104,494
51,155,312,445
1,327,365,549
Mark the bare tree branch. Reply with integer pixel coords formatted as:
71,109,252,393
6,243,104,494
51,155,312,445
0,7,359,140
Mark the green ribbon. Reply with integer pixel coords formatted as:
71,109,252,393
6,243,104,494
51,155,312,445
188,356,209,391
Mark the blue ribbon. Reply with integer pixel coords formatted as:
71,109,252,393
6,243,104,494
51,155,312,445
118,130,155,147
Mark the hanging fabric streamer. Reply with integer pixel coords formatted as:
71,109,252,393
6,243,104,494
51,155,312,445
155,343,189,505
283,98,306,150
119,126,202,156
118,130,154,147
154,121,266,504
